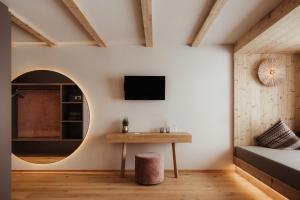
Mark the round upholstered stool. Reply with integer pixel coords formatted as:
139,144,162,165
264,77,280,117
135,152,164,185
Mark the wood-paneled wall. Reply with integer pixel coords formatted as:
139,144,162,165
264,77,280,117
234,53,300,146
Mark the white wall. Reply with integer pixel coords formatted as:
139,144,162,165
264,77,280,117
12,45,233,170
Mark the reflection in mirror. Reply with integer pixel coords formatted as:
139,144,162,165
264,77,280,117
12,70,90,164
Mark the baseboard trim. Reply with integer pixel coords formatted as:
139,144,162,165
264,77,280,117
12,169,234,174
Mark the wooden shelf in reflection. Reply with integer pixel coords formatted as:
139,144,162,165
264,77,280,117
62,102,83,104
12,138,82,142
13,138,60,142
12,83,76,86
62,120,83,123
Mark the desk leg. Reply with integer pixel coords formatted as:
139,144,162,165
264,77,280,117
121,143,127,178
172,143,178,178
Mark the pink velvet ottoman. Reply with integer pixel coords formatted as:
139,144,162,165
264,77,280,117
135,152,164,185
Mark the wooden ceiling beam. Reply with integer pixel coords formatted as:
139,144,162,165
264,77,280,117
141,0,153,47
10,11,56,47
234,0,300,53
191,0,227,47
62,0,106,47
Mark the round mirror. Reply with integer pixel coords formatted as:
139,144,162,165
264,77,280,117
12,70,90,164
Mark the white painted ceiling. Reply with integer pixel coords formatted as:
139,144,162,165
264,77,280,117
1,0,282,46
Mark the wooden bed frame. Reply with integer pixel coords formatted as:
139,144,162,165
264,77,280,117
234,156,300,200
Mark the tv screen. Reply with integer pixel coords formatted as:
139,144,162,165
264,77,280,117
124,76,165,100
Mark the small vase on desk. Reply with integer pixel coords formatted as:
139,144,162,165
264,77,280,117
122,125,128,133
122,117,129,133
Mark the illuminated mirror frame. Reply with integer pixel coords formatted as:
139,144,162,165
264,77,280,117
11,69,91,165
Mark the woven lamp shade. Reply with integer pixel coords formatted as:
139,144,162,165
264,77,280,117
258,59,286,87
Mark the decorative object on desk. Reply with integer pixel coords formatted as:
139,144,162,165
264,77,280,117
166,127,170,133
258,59,286,87
171,125,178,132
160,127,165,133
122,117,129,133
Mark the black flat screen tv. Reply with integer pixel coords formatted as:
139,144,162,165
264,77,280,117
124,76,165,100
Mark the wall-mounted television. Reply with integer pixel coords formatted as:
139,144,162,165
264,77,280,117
124,76,165,100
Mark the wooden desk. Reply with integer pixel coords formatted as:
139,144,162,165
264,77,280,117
106,132,192,178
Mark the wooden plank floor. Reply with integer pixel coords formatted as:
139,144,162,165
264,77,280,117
12,171,272,200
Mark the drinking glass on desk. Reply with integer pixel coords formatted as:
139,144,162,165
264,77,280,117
166,127,170,133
